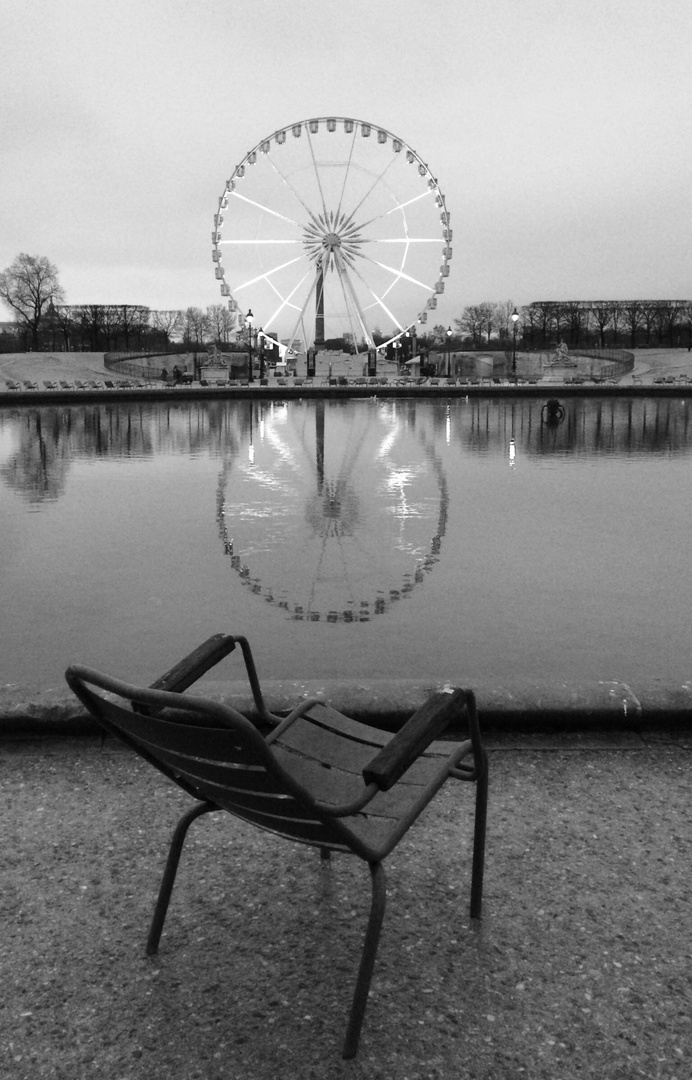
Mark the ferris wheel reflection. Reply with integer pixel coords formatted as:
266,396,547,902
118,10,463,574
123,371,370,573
218,400,448,622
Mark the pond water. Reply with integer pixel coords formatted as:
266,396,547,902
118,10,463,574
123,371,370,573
1,396,691,691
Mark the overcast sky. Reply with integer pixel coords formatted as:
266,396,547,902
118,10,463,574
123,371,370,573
2,0,690,328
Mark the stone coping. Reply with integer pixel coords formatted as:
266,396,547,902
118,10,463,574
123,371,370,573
2,677,691,737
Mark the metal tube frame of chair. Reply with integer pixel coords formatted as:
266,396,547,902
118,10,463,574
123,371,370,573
65,634,488,1059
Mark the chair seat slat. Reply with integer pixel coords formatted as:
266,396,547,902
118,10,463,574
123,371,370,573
302,703,391,747
273,746,444,819
305,703,456,759
153,747,282,793
104,704,257,763
276,721,445,786
213,799,349,848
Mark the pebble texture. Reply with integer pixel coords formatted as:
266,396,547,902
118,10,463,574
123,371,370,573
2,732,690,1078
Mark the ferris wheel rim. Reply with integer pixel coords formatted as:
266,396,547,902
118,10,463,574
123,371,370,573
212,117,452,351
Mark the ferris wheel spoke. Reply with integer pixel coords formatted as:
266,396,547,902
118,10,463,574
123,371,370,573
361,237,444,244
263,268,316,332
344,259,408,331
229,190,302,228
305,126,331,227
285,269,321,352
220,240,303,246
231,254,307,294
334,125,359,224
333,253,374,347
337,153,400,235
356,189,436,234
263,152,323,223
362,255,437,293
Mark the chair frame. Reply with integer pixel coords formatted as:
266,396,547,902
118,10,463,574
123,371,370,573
65,634,488,1058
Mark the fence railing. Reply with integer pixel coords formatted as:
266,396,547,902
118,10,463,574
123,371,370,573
104,351,190,380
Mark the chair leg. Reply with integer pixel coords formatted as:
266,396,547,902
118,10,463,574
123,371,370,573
470,754,489,920
146,801,217,955
342,861,386,1059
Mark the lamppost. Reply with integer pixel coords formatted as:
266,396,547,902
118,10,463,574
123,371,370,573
511,308,519,382
246,309,254,382
446,326,452,377
258,327,265,381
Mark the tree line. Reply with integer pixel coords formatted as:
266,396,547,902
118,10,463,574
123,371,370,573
0,253,239,354
2,253,690,354
453,299,692,350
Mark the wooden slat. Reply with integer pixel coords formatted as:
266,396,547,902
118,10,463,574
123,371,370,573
149,634,236,694
302,703,390,747
272,746,442,820
152,747,280,793
171,774,326,824
305,702,458,759
214,800,348,848
276,718,447,786
276,721,374,771
363,689,466,791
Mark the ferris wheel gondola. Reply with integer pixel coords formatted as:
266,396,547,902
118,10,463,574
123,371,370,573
212,117,452,353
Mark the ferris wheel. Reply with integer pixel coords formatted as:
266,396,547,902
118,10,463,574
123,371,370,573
212,117,452,353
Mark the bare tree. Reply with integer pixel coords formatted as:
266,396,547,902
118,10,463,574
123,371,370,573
150,310,183,346
621,302,644,348
0,253,64,349
181,307,209,347
206,304,236,344
590,303,613,348
455,306,484,348
494,301,516,347
52,304,76,350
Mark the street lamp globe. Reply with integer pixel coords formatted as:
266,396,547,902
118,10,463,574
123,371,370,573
511,308,519,381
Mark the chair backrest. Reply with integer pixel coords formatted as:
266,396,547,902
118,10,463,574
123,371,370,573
65,665,350,851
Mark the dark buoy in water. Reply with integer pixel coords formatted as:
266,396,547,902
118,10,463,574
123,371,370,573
541,398,565,423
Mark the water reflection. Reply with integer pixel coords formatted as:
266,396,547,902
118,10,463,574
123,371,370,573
2,395,692,689
216,400,449,622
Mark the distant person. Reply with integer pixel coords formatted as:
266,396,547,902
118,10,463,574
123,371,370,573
161,367,169,382
173,365,182,383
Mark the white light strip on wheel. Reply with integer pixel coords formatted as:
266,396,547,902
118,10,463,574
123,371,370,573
263,269,315,331
353,265,404,329
230,190,301,227
385,190,434,215
368,259,435,292
356,189,433,234
360,237,443,243
305,125,331,227
231,255,305,292
334,251,372,347
219,239,303,244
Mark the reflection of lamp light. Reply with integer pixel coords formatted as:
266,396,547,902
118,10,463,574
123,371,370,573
511,309,519,382
508,437,516,467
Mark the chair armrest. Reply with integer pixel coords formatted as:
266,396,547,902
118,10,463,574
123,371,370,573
362,687,468,791
148,634,236,693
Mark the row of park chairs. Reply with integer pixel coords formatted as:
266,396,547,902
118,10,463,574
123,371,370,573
4,378,149,391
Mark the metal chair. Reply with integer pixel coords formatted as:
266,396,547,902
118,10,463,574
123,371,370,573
65,634,488,1059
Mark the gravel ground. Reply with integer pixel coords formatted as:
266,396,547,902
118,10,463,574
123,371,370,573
2,731,690,1080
